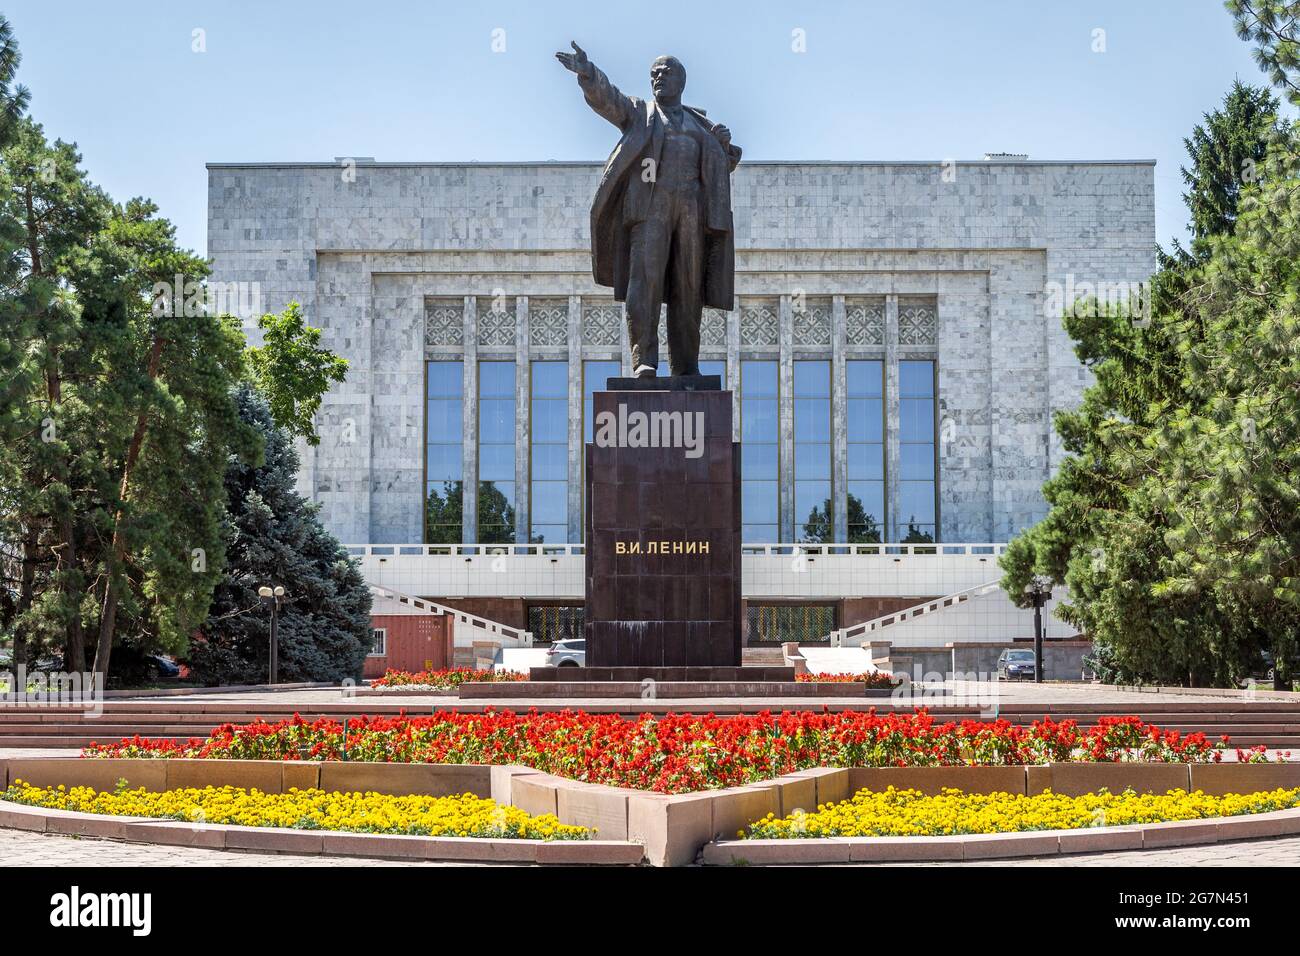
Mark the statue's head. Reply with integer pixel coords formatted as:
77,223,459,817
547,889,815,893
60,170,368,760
650,55,686,100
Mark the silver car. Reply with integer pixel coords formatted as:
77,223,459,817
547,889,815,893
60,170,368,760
545,638,586,668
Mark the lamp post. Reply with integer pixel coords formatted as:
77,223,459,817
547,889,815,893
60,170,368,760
1023,576,1053,684
257,585,285,684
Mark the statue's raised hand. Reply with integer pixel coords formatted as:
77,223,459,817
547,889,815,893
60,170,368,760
555,41,592,78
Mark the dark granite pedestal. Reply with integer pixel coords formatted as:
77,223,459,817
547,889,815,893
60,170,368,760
527,380,772,685
584,384,740,672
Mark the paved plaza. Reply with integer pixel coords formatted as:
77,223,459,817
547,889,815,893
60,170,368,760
1,827,1296,867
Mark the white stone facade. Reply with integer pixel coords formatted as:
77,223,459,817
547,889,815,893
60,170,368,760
207,158,1156,547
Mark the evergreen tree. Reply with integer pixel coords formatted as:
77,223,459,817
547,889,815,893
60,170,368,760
1001,60,1298,686
187,387,370,685
1168,80,1282,263
1229,1,1300,107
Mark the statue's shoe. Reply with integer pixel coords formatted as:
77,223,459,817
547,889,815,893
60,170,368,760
634,364,657,379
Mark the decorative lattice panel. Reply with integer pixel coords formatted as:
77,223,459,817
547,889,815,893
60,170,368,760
530,299,569,347
424,300,464,348
845,298,885,346
700,308,728,349
582,301,622,346
477,297,516,347
792,299,832,347
898,301,938,346
740,300,779,347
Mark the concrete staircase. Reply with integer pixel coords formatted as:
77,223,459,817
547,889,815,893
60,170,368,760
741,646,787,666
829,582,1002,646
370,584,533,648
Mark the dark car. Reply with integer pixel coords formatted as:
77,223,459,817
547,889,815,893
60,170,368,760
996,649,1037,681
149,655,182,679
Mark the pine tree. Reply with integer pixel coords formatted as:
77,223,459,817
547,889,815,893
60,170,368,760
187,387,371,685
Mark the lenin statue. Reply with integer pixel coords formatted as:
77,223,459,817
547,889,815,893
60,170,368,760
556,42,742,378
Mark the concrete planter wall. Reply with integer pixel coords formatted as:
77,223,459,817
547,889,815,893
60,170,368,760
3,758,1299,866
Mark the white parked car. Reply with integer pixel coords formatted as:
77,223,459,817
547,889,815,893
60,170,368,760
545,638,586,668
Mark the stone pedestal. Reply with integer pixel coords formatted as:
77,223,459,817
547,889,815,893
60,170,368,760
582,382,741,670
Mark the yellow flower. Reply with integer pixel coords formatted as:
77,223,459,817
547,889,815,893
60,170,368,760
2,780,590,841
745,785,1300,839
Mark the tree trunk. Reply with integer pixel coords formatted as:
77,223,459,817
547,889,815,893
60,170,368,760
13,527,38,675
92,336,164,678
57,510,85,673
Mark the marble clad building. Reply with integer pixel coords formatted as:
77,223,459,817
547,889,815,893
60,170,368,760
207,156,1155,646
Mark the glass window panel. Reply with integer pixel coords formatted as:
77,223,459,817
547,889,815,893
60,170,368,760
425,478,463,544
427,362,463,398
794,481,832,524
847,480,885,527
426,399,463,441
847,442,883,480
426,444,462,483
794,443,831,480
847,523,882,544
426,362,465,544
532,399,567,444
479,480,515,510
479,398,515,442
742,442,778,479
530,524,566,545
742,398,778,442
847,360,883,398
899,481,936,525
532,361,568,397
847,398,883,443
531,442,567,480
794,361,830,398
743,524,780,543
741,360,777,398
478,523,514,545
901,443,935,481
742,481,779,522
479,443,514,481
480,361,515,397
583,360,621,442
900,360,935,398
531,482,567,524
699,359,726,380
900,398,934,443
794,398,831,443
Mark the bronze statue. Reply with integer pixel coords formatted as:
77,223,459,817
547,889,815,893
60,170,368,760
556,42,741,378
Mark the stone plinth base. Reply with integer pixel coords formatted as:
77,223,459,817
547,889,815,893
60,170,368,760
529,666,795,682
604,375,721,391
461,678,879,699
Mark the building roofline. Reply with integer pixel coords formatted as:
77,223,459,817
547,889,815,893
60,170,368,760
206,158,1157,170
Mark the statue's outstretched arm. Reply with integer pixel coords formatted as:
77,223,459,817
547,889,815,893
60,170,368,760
555,41,636,131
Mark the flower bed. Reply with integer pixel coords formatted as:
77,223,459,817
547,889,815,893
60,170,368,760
744,785,1300,838
83,711,1231,794
370,668,528,689
2,780,590,840
795,671,897,688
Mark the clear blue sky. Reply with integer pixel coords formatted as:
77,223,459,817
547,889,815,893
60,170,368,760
6,0,1287,256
